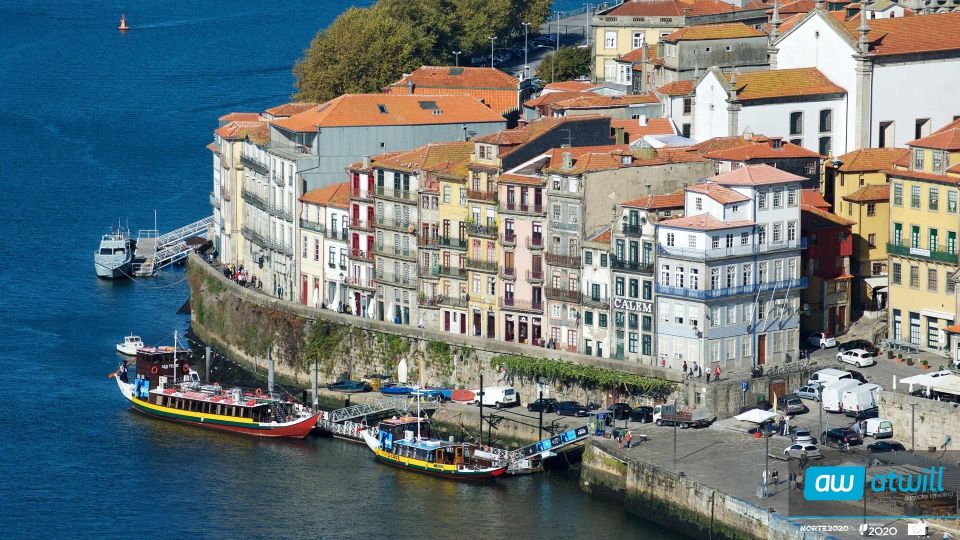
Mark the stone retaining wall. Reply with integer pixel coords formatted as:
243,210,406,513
879,391,960,451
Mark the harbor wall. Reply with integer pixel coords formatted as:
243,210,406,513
879,391,960,451
187,252,678,412
580,442,804,540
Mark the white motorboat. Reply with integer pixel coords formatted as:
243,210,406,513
116,334,144,356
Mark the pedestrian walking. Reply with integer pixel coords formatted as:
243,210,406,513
714,365,721,382
788,472,796,490
771,470,779,485
682,361,688,375
706,371,711,383
799,451,809,469
692,362,699,378
625,430,633,449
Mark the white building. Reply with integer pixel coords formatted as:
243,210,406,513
692,66,848,157
298,182,349,309
582,228,613,358
655,165,807,371
773,10,960,151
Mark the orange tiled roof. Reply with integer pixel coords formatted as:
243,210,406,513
777,0,815,14
801,189,831,209
832,147,907,172
300,181,350,209
664,22,766,42
473,116,609,155
661,213,753,231
542,145,634,174
762,12,806,35
802,203,856,227
542,80,596,92
907,127,960,151
215,120,269,144
384,66,520,115
498,173,545,186
713,164,806,186
841,12,960,57
684,134,771,155
588,227,612,243
656,80,695,97
602,0,744,17
623,191,686,210
219,112,260,122
620,44,662,64
273,95,505,132
687,182,751,204
524,91,591,108
206,143,219,153
372,141,474,174
265,102,318,117
703,139,822,161
842,184,890,203
611,118,675,141
884,167,960,185
728,68,845,102
549,93,661,110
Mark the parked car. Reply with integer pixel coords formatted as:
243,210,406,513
822,427,863,445
796,385,822,402
847,370,868,383
838,349,877,367
867,440,906,453
792,430,815,444
854,407,880,421
808,368,852,387
526,398,558,413
555,401,590,417
474,386,518,408
609,402,634,420
784,443,822,460
782,397,809,415
838,340,879,356
863,418,893,438
808,331,837,349
629,406,654,423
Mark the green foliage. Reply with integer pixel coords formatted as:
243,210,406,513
536,46,592,82
293,0,553,101
490,354,673,395
301,320,345,375
426,340,453,376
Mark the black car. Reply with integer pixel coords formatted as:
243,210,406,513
609,402,634,420
868,440,906,453
838,340,879,357
847,370,868,384
851,406,879,420
555,401,589,417
822,427,863,445
526,398,558,413
629,406,654,423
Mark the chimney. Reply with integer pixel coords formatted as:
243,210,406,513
362,155,371,169
562,151,574,169
638,114,648,126
407,79,415,94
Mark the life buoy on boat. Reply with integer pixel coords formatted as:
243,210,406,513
255,388,262,397
150,365,159,374
182,363,190,374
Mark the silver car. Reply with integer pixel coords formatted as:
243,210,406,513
783,443,822,459
796,385,821,402
792,430,815,444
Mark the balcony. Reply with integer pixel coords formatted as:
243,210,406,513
582,295,610,310
241,188,268,213
376,271,416,289
466,222,498,239
350,217,373,231
299,219,325,234
439,236,467,250
550,221,581,233
350,186,373,202
240,154,269,175
269,203,293,222
466,189,497,203
420,295,470,309
527,237,544,250
326,229,349,242
546,252,581,268
657,237,808,260
500,266,517,280
374,243,415,260
347,276,376,290
466,258,498,273
526,270,544,282
438,265,468,279
210,192,220,209
375,185,417,203
500,201,545,216
609,255,653,274
656,277,808,300
419,236,440,249
419,265,440,278
348,248,373,261
501,233,517,246
499,297,544,313
887,241,959,265
241,226,293,257
621,223,643,237
374,216,411,232
545,287,582,303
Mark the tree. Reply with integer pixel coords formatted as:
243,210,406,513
536,46,592,82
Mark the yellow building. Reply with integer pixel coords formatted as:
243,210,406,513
465,140,502,338
827,147,906,207
841,185,890,311
426,153,472,335
887,120,960,353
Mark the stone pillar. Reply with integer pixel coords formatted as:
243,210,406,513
267,350,275,395
853,57,873,149
205,346,212,382
311,359,318,409
727,101,741,137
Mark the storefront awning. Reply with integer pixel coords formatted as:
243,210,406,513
921,309,953,321
863,276,888,290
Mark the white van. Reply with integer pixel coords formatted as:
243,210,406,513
864,418,893,439
474,386,518,408
808,368,853,387
821,380,861,413
841,383,881,415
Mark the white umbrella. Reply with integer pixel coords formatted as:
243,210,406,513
735,409,777,424
388,301,396,323
330,283,340,310
312,287,320,308
367,297,376,318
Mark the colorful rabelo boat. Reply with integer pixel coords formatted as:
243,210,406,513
361,416,507,480
112,335,319,439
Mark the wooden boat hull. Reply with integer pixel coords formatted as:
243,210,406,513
371,446,506,481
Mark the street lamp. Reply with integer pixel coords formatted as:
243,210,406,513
522,22,531,79
452,50,462,67
489,36,497,68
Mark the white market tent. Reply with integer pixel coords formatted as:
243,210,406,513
735,409,777,424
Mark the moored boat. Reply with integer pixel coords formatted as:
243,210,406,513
94,228,133,279
327,379,369,393
112,335,318,439
118,13,129,31
361,417,507,481
116,334,144,356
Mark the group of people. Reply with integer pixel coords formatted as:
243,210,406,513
223,264,260,289
680,361,721,383
616,429,634,449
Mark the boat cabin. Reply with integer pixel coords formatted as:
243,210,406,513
148,388,284,422
392,439,468,466
135,349,195,389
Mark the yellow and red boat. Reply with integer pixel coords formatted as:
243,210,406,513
361,417,507,480
112,345,318,439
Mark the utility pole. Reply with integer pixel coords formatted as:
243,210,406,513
764,424,770,498
672,398,678,468
479,372,484,443
452,50,462,67
522,22,530,79
489,36,496,68
538,389,544,440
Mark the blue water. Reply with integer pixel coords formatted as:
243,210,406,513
0,1,673,537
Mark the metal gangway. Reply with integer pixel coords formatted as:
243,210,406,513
316,395,437,441
132,216,213,276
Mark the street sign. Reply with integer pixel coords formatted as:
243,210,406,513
741,380,749,392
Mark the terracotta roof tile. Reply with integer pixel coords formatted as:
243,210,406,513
801,189,831,209
372,141,474,174
528,92,659,111
777,0,815,14
588,227,612,243
885,167,960,185
832,147,908,172
300,181,350,209
728,68,845,102
802,203,856,226
542,145,634,173
687,182,751,204
215,120,269,144
661,213,753,231
623,191,686,210
842,184,889,203
219,112,260,122
611,118,675,141
524,91,591,108
703,139,823,160
665,22,766,42
384,66,520,115
842,12,960,57
273,95,505,132
473,116,606,155
712,163,806,186
542,80,596,92
656,80,695,96
907,127,960,151
265,102,318,117
206,142,219,153
602,0,745,17
949,163,960,175
498,173,545,186
684,134,771,155
619,45,653,63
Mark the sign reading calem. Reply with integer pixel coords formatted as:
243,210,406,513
613,298,653,312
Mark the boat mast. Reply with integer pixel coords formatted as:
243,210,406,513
173,330,178,385
416,391,421,442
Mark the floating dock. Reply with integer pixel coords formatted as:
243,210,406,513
132,216,212,277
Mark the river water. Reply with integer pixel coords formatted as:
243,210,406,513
0,1,677,537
